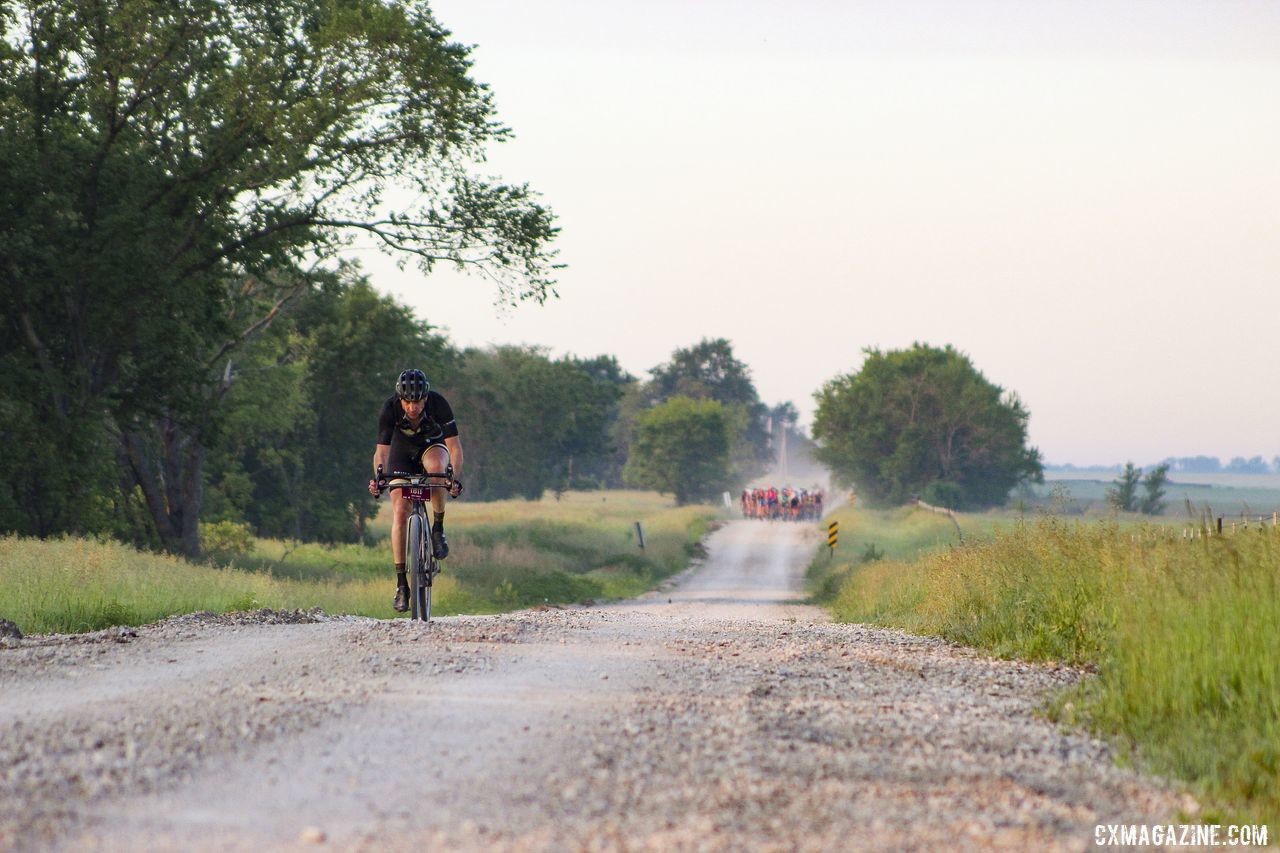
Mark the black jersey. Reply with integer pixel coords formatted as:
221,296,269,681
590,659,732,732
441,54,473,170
377,392,458,449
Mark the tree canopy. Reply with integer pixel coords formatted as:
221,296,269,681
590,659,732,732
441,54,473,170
445,346,627,501
650,338,760,409
0,0,558,553
812,344,1043,508
202,267,454,542
623,397,732,505
1106,462,1169,516
626,338,772,484
1107,463,1143,513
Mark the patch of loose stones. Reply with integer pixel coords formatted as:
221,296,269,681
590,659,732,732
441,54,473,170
419,614,1190,852
0,609,507,847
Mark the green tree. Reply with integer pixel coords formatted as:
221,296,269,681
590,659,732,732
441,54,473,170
609,380,652,489
1107,462,1142,513
1140,463,1169,516
203,268,454,542
650,338,760,408
293,272,456,540
812,344,1043,508
623,397,731,505
629,338,771,483
0,0,558,554
446,346,622,501
557,355,634,491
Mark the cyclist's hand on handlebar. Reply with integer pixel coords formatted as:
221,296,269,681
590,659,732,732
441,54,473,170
368,478,382,498
449,477,463,498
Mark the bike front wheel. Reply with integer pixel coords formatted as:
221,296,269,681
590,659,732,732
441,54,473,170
406,513,426,621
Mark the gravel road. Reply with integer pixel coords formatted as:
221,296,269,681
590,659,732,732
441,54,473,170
0,521,1186,851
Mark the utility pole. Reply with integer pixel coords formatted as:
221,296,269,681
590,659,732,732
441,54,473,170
779,425,788,479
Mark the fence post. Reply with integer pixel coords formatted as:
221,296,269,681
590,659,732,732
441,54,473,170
1217,516,1223,535
634,521,645,551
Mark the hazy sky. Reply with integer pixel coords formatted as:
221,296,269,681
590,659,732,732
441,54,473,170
359,0,1280,464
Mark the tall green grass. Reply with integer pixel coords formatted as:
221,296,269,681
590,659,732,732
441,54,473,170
247,490,716,607
806,503,1000,601
822,511,1280,825
0,491,718,634
0,535,475,633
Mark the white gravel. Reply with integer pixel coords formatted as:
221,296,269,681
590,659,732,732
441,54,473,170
0,521,1187,851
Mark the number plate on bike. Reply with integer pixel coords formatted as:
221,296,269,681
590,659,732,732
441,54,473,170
403,486,432,502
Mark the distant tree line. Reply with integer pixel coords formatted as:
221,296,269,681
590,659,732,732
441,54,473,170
2,251,784,545
1161,456,1280,475
1052,456,1280,475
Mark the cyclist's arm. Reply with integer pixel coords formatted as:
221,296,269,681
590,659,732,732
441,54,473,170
373,443,390,475
444,435,462,475
374,397,398,477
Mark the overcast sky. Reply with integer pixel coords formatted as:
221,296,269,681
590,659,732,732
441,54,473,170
358,0,1280,465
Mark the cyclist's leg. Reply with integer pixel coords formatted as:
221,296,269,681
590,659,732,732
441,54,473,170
389,490,411,610
421,443,451,559
390,490,410,562
388,440,423,564
387,440,424,610
422,444,451,511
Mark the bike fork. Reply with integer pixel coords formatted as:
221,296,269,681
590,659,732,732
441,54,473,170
419,509,434,623
421,570,432,623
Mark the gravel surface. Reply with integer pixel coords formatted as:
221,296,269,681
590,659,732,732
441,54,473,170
0,521,1188,851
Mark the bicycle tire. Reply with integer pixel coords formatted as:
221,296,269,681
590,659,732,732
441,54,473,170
415,569,429,623
407,513,425,621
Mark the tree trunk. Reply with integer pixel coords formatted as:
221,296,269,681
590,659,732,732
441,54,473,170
118,412,207,559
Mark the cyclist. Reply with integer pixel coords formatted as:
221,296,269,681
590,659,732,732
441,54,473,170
367,369,463,612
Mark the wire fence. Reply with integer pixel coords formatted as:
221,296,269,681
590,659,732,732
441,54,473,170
1182,511,1280,539
910,497,1280,545
913,499,964,543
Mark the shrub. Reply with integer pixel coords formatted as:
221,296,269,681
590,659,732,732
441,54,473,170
199,520,256,561
922,481,964,511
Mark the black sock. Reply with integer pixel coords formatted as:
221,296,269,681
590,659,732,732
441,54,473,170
433,512,445,528
395,563,407,587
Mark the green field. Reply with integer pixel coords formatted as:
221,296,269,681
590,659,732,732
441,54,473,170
1026,470,1280,520
812,502,1280,826
0,491,720,635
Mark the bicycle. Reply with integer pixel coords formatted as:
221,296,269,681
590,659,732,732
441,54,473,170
375,460,455,623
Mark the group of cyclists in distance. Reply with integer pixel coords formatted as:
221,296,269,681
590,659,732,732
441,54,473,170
741,485,825,522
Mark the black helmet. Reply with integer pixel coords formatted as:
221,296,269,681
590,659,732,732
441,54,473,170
396,369,429,401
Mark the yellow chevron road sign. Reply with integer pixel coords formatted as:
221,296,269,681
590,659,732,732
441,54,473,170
827,521,839,550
